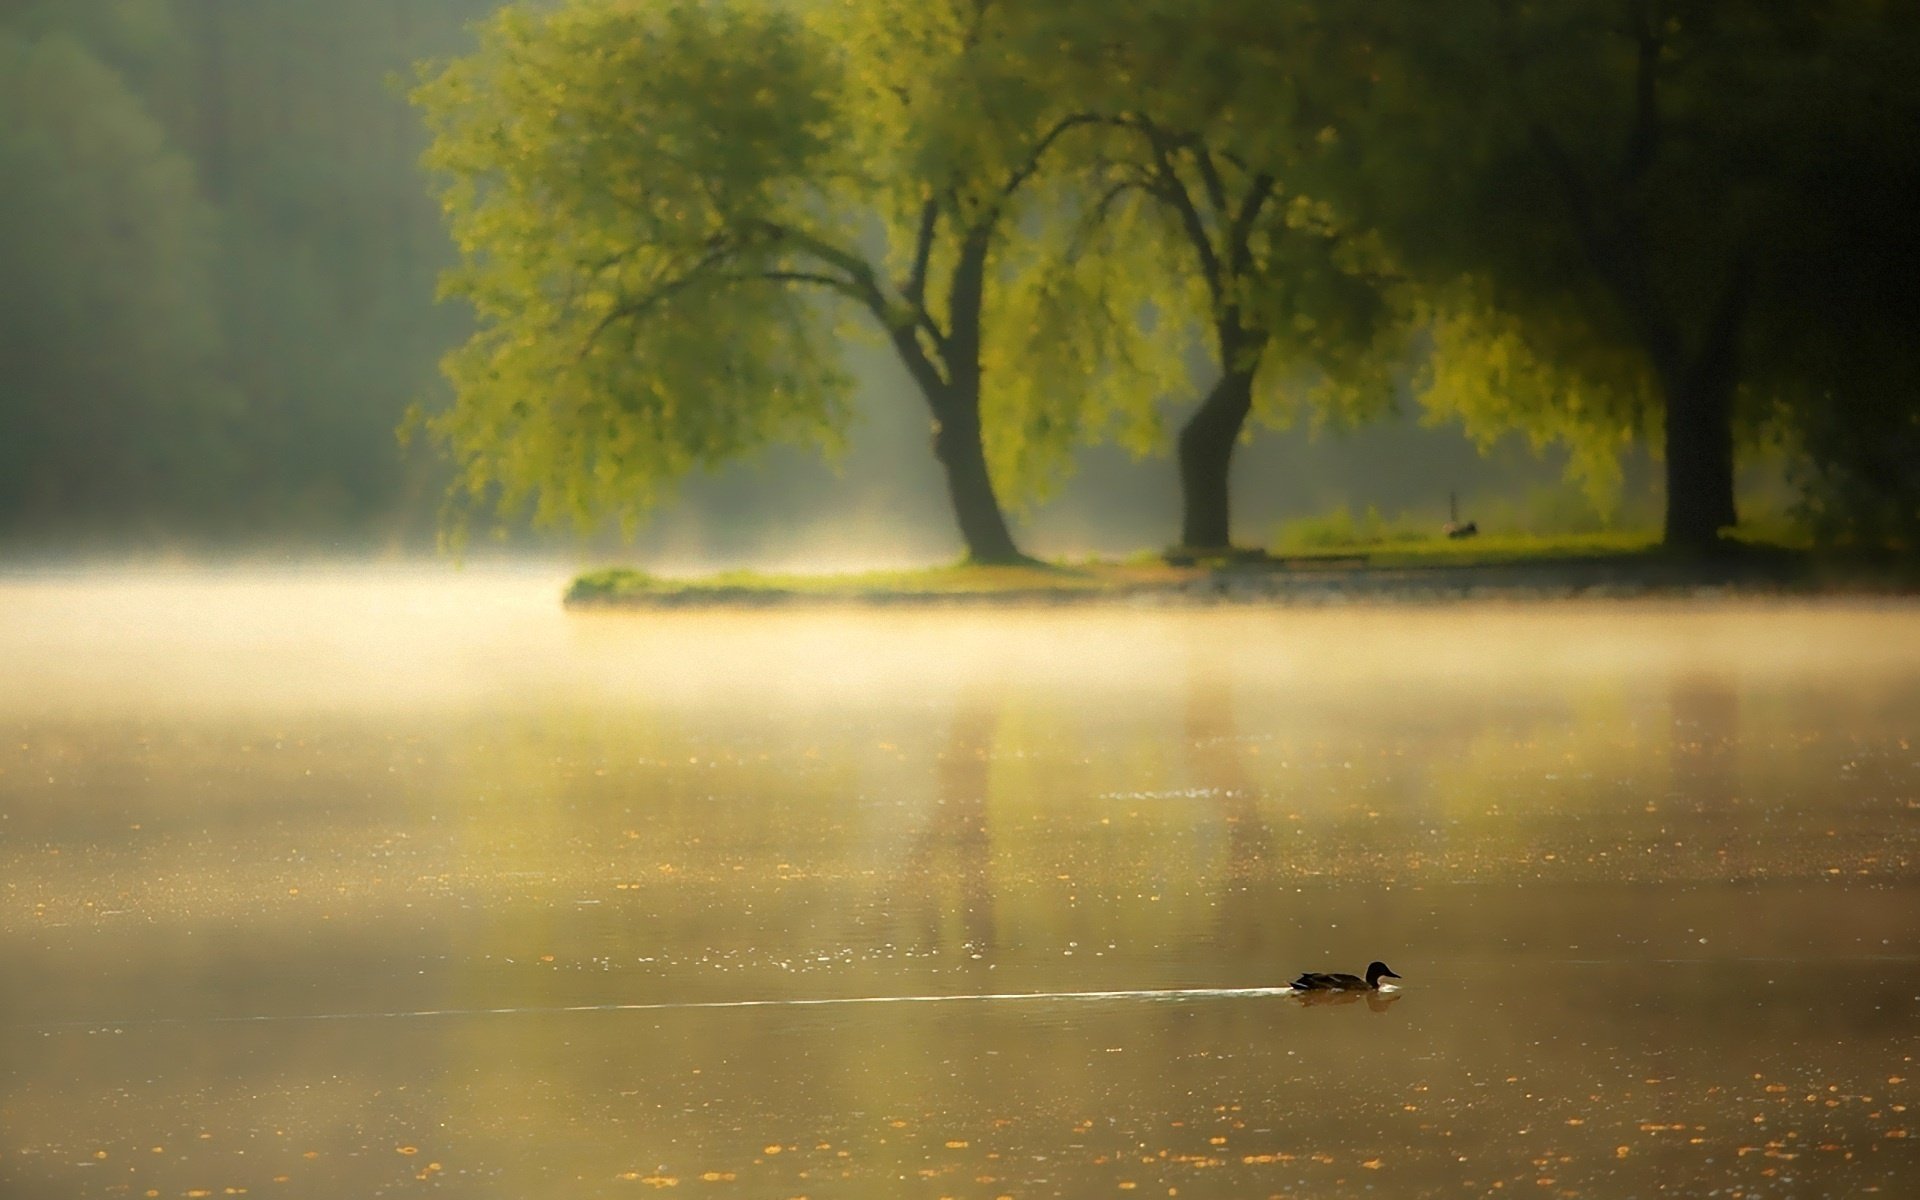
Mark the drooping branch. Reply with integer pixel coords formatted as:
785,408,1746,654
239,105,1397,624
743,219,894,315
577,241,735,359
1067,174,1160,259
990,112,1110,213
732,269,871,301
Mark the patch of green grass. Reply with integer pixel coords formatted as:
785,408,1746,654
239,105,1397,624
1343,529,1665,567
565,558,1146,604
1272,505,1429,551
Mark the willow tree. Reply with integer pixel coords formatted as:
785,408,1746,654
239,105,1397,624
414,0,1107,563
1342,1,1920,551
1006,0,1403,552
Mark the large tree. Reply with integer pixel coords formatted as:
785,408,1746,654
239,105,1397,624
1342,0,1919,551
1018,0,1404,552
415,0,1112,562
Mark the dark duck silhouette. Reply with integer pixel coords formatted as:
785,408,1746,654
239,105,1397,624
1289,961,1401,992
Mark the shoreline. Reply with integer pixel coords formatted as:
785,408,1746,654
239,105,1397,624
564,554,1916,610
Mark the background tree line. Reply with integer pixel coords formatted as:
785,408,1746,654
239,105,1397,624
0,0,486,549
5,1,1912,559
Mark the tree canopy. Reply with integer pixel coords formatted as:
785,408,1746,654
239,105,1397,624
419,0,1165,562
1001,0,1408,550
1332,0,1920,548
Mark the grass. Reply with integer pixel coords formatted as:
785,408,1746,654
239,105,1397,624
1289,529,1664,567
566,526,1890,607
564,559,1181,604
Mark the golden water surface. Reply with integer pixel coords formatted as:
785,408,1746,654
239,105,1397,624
2,570,1917,1198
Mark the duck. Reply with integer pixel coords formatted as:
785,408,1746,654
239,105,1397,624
1289,961,1401,992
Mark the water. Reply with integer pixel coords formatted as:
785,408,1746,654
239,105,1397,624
3,569,1917,1198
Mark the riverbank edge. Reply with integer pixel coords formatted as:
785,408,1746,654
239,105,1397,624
563,553,1917,610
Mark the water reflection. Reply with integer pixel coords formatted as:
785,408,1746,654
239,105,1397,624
2,577,1918,1198
905,681,1001,960
1292,989,1401,1012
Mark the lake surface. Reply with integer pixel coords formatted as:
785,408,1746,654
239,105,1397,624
3,569,1917,1198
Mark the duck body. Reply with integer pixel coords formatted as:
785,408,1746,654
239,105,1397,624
1290,961,1400,992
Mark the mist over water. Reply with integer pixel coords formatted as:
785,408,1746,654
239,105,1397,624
3,569,1917,1197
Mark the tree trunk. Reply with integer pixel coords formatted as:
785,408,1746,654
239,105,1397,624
1660,364,1737,552
1657,267,1746,553
931,402,1025,565
1176,366,1257,550
926,227,1026,564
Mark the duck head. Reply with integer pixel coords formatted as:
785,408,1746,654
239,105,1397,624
1364,961,1402,988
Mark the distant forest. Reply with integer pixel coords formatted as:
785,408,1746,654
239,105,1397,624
1,1,487,551
2,1,1818,560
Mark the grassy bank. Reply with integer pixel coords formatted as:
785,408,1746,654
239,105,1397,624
566,559,1178,605
565,531,1912,608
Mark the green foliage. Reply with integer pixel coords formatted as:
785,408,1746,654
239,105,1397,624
566,566,656,603
414,0,1147,560
1272,505,1426,552
984,0,1410,490
1341,0,1920,547
1791,399,1920,549
1417,283,1646,514
416,0,859,537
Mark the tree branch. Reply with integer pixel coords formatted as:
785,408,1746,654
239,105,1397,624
1143,125,1223,309
1224,172,1277,278
1068,176,1159,259
1190,145,1233,222
992,111,1110,210
745,219,887,312
731,269,870,302
576,242,734,359
903,197,939,310
749,217,951,369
